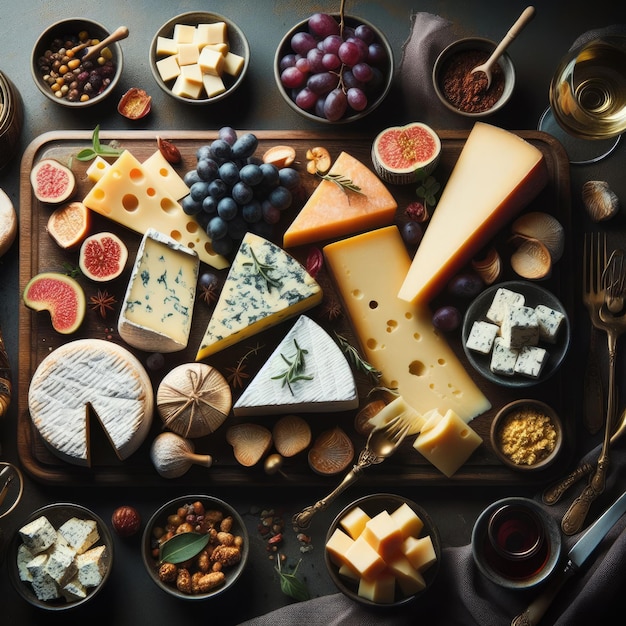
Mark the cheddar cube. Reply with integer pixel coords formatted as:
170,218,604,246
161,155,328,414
86,156,111,183
362,510,403,560
180,63,204,85
325,528,354,567
197,21,227,44
156,55,181,83
386,553,426,595
390,503,424,540
339,506,370,540
173,23,196,44
344,535,386,580
202,73,226,98
155,36,178,56
176,42,200,66
198,46,225,76
402,535,437,572
205,42,229,56
223,51,245,77
338,563,359,581
358,571,396,604
171,74,204,99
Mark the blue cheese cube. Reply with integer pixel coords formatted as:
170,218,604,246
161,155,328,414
17,544,35,582
486,288,525,324
501,305,539,349
58,517,99,555
76,545,108,588
514,345,548,378
44,541,77,587
19,515,57,554
535,304,565,343
62,577,88,601
466,320,499,354
490,337,519,376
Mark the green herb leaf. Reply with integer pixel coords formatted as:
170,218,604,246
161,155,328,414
334,332,382,383
275,557,310,602
318,172,364,195
243,247,282,292
270,339,313,393
159,532,210,565
75,124,124,162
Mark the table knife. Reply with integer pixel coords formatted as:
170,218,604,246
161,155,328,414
511,489,626,626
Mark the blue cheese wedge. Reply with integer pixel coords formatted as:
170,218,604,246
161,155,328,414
233,315,357,416
76,545,108,588
58,518,99,555
485,287,525,324
19,515,57,554
535,304,565,343
465,320,499,354
196,232,322,360
118,228,199,353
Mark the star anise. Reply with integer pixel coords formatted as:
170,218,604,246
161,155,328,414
200,280,219,305
225,344,263,388
89,289,117,318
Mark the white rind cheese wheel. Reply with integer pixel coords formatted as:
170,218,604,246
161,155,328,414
28,339,154,466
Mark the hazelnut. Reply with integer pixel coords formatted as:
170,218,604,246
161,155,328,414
111,505,142,537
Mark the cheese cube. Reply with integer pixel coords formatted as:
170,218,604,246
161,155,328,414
202,73,226,98
62,577,88,601
31,571,61,601
402,535,437,572
204,42,229,56
501,305,539,348
339,506,370,540
86,156,111,183
173,23,196,44
338,563,359,581
362,511,403,560
486,288,525,324
58,517,99,555
535,304,565,343
198,46,225,76
180,63,204,85
490,336,519,376
142,150,190,201
466,320,499,354
386,553,426,595
514,345,548,378
17,544,35,582
197,21,227,44
44,541,77,586
413,409,483,477
223,51,245,76
358,571,396,604
76,545,108,588
390,503,424,540
156,54,181,83
367,395,426,436
177,42,200,66
344,535,387,580
325,528,354,567
156,36,178,56
19,516,57,554
172,74,203,99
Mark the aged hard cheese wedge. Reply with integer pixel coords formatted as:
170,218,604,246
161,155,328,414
233,315,358,416
118,228,199,353
282,151,397,248
82,150,228,269
28,339,154,466
196,232,322,360
398,123,549,304
324,225,490,422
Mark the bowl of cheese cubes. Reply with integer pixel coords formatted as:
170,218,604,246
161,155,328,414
150,12,249,104
325,493,440,607
462,280,570,388
9,503,113,610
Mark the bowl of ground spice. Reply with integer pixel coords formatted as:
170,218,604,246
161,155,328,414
432,37,515,117
490,399,563,472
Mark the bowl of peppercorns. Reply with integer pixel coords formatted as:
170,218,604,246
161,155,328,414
31,18,124,107
432,37,515,118
141,495,249,600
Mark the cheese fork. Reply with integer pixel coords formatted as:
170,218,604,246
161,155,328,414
292,415,411,529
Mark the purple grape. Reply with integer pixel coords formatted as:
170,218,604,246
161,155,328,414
281,66,307,89
338,41,361,66
322,34,343,54
295,87,318,110
291,31,317,55
355,24,375,44
352,62,373,82
432,306,462,332
307,71,338,95
308,12,340,38
401,221,423,246
218,126,237,145
447,273,484,299
306,48,325,73
367,42,387,65
323,88,348,121
279,53,298,71
295,57,310,73
322,53,341,71
347,87,368,111
346,37,369,62
342,70,364,91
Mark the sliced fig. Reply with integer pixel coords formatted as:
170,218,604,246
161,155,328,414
46,201,91,249
79,231,128,281
118,88,152,120
23,272,86,334
30,158,77,204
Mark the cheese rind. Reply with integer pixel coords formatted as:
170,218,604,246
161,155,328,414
398,123,548,304
323,226,491,422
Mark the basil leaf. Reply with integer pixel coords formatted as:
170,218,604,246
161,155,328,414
159,532,210,564
278,572,310,601
75,148,97,161
93,124,102,151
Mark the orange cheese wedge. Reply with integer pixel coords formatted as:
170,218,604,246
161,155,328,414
283,151,397,248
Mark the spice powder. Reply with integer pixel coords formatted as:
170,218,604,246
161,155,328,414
498,407,557,466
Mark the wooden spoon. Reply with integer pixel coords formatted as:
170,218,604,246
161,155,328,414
470,6,535,89
72,25,129,62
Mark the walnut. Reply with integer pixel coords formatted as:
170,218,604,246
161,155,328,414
158,562,178,582
220,516,233,533
217,531,234,546
196,571,225,593
210,544,241,567
176,568,192,593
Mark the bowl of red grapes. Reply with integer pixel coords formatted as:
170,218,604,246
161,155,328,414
274,12,394,123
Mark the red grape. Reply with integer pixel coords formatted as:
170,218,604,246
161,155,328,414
324,88,348,121
308,12,340,38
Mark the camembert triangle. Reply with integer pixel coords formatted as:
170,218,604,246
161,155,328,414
196,232,322,360
233,315,358,416
282,151,397,248
398,123,549,304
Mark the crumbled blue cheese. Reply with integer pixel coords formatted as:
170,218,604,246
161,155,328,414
535,304,565,343
17,544,35,582
490,337,519,376
514,345,548,378
500,305,539,349
486,288,525,324
58,517,99,555
62,577,88,601
19,516,57,554
466,320,499,354
76,545,108,588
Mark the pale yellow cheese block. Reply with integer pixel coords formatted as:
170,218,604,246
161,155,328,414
339,506,370,540
398,122,549,304
358,572,396,604
323,225,491,422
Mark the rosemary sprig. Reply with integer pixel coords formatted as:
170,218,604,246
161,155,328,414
318,172,364,195
75,125,124,161
334,332,382,383
244,247,282,292
271,339,313,393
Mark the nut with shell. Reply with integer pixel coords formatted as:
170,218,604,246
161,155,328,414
582,180,620,222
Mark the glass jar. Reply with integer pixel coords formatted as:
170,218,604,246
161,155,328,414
0,70,24,171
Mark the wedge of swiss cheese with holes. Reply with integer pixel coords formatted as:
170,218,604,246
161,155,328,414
28,339,154,466
398,122,549,304
324,225,491,422
282,151,397,248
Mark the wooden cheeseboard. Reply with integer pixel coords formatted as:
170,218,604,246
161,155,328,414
17,129,574,487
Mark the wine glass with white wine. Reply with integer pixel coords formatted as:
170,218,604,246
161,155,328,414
538,29,626,164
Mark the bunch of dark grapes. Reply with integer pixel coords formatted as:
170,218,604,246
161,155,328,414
181,127,301,257
278,13,389,121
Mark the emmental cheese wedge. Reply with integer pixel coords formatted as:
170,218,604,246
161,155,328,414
282,151,397,248
82,150,228,270
233,315,357,416
324,225,491,422
196,232,322,360
398,123,549,304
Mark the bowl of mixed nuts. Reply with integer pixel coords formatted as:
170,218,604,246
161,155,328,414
31,18,124,108
141,495,249,600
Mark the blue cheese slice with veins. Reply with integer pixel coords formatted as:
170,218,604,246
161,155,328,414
196,232,322,360
485,287,525,324
119,228,199,353
233,315,358,416
535,304,565,343
514,345,548,378
19,516,57,554
466,320,499,354
490,336,519,376
500,305,539,349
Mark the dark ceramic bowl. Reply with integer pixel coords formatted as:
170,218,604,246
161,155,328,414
142,494,249,600
9,503,113,610
149,12,249,105
325,493,441,607
0,71,23,169
31,18,124,108
462,280,570,388
274,14,394,124
432,37,515,117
